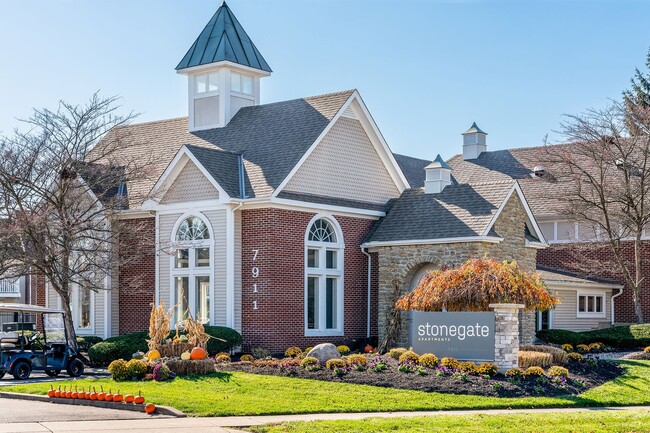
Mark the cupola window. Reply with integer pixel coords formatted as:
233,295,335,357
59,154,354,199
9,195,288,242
231,72,253,95
195,72,219,94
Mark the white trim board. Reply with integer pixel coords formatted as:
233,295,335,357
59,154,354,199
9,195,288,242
362,236,504,249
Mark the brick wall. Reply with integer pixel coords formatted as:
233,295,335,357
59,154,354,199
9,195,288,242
241,208,376,353
538,242,650,323
117,218,156,334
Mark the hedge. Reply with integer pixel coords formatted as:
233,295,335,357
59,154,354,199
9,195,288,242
88,326,243,365
536,324,650,349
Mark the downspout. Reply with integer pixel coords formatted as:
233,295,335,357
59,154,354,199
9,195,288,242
361,247,372,339
611,287,623,326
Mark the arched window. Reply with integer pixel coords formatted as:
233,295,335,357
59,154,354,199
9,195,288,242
305,216,344,335
171,215,212,324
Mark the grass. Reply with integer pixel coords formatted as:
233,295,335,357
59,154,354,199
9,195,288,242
2,360,649,417
247,410,650,433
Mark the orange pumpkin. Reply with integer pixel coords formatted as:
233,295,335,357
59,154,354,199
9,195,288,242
97,386,106,401
71,388,78,399
78,388,86,400
85,388,92,400
134,391,145,405
90,388,98,401
124,394,135,404
364,344,374,353
65,388,72,399
54,386,61,398
144,403,156,414
47,386,56,398
113,390,123,403
190,347,208,360
105,389,113,402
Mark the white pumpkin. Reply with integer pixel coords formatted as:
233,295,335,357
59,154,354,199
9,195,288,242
180,351,191,361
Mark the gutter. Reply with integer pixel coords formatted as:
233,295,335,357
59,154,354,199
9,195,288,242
611,287,624,326
361,247,372,339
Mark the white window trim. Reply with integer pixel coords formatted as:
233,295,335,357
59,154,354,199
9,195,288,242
71,284,95,335
576,291,607,319
230,71,255,97
169,212,215,325
304,214,345,337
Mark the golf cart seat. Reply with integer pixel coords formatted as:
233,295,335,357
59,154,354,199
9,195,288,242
0,331,19,349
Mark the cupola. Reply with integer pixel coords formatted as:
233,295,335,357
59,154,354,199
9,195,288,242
424,154,453,194
176,2,272,131
462,122,487,160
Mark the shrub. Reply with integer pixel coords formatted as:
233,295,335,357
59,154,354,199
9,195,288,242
107,359,129,381
284,347,303,358
568,352,584,362
561,344,573,352
576,344,591,353
125,359,147,379
76,336,103,352
253,348,271,359
325,358,347,370
398,350,420,363
548,366,569,377
477,362,499,376
165,358,215,376
304,347,313,354
89,342,123,366
525,366,545,377
644,346,650,353
240,354,255,362
518,351,553,368
346,354,367,366
387,348,407,360
337,345,350,356
537,325,650,349
215,354,231,363
203,326,243,355
505,368,525,378
589,342,605,352
301,357,320,368
459,361,477,374
418,353,439,368
440,357,460,369
520,345,568,364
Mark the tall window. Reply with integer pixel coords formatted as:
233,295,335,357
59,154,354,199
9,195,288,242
71,283,93,333
172,216,212,324
305,217,343,335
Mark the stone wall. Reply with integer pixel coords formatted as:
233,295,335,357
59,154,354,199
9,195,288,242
373,193,538,349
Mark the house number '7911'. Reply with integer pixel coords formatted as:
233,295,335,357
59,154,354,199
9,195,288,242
252,249,259,310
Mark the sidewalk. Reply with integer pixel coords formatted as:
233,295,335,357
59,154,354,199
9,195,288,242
0,406,648,433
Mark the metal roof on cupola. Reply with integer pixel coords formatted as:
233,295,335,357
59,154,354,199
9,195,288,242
176,1,272,73
425,154,452,170
462,122,487,135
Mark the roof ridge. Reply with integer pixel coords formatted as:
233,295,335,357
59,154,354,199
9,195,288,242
184,143,242,157
115,116,188,129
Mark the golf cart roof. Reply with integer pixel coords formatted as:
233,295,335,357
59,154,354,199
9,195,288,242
0,303,64,314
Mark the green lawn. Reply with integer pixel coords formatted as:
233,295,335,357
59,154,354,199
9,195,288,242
2,360,649,417
248,410,650,433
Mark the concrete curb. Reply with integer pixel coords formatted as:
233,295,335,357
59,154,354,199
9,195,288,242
0,391,186,417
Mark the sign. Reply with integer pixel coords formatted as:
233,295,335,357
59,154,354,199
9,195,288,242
410,311,495,361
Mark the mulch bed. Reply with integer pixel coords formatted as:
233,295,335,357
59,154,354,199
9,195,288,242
216,356,623,398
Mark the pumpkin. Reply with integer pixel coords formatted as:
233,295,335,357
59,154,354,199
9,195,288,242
47,386,56,398
190,347,208,360
65,388,72,399
134,391,145,405
364,344,373,353
90,387,98,401
85,388,92,400
97,386,106,401
78,388,86,400
113,390,123,403
54,387,61,398
124,394,135,404
71,387,78,399
180,351,191,361
144,403,156,414
147,350,161,361
105,389,113,402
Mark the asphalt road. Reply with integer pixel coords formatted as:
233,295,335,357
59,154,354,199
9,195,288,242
0,398,162,423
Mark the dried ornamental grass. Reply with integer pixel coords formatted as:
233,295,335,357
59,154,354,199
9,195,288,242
520,345,568,364
518,351,553,368
396,258,559,312
148,302,173,351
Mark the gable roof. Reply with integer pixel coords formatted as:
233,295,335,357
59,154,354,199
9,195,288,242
393,153,430,189
176,2,272,72
537,266,622,288
364,181,516,245
92,90,354,208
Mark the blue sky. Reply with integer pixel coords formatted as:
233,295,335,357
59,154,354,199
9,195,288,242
1,0,649,160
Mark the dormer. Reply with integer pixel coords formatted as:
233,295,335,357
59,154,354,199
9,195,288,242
424,154,453,194
462,122,487,160
176,2,272,131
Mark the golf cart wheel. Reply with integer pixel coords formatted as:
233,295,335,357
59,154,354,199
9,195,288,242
12,360,32,380
67,359,84,377
45,369,61,377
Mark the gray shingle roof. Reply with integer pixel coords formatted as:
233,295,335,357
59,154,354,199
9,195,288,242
393,153,430,189
366,181,515,244
92,90,354,207
176,2,272,72
536,266,621,287
184,145,243,198
277,191,387,212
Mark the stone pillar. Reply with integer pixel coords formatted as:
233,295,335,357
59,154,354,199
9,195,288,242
490,303,524,373
519,310,536,345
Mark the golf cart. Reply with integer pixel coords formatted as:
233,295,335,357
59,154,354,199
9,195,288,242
0,303,84,380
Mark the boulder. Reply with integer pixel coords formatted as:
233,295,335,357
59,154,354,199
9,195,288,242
307,343,341,363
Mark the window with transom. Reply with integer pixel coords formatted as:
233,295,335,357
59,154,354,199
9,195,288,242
172,216,212,324
305,217,344,335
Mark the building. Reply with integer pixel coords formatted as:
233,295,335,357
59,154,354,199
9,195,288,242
39,3,637,351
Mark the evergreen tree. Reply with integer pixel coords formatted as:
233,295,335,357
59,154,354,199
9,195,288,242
624,48,650,135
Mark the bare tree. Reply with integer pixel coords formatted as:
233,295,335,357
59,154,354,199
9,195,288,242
542,100,650,323
0,94,154,349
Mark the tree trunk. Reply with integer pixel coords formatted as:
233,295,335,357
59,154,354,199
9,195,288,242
57,289,79,352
